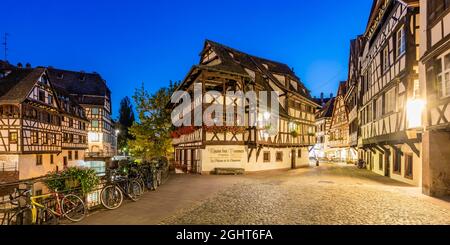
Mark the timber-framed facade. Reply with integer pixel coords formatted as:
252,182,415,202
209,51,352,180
172,40,319,174
0,65,89,180
48,69,117,160
420,0,450,197
358,0,421,186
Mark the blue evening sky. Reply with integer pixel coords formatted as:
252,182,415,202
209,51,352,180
1,0,372,118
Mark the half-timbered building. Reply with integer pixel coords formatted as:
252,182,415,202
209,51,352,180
358,0,421,185
48,69,117,161
0,65,88,180
346,37,365,150
419,0,450,196
172,40,319,174
313,97,335,160
329,82,355,162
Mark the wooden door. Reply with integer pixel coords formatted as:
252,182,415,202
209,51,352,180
291,150,296,169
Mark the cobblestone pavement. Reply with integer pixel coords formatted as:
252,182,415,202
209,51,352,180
161,164,450,225
80,164,450,225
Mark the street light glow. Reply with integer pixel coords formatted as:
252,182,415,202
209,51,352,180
406,98,426,129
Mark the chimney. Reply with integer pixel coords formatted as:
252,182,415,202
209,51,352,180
17,62,23,68
25,63,31,69
330,93,333,98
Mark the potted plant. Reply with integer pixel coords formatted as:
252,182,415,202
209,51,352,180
45,167,100,195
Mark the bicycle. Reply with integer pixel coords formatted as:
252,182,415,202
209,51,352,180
100,170,142,210
7,188,86,225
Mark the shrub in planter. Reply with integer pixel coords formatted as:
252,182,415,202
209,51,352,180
45,167,100,195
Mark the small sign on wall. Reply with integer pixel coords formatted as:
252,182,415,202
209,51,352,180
208,147,244,164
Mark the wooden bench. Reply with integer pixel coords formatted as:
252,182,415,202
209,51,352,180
214,168,245,175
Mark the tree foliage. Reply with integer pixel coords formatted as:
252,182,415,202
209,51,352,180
117,96,135,151
128,81,179,160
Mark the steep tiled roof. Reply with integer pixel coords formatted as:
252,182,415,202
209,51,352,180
47,68,110,100
316,98,335,119
0,60,15,71
204,40,312,99
0,68,44,103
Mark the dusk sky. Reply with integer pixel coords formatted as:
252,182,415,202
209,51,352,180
1,0,372,118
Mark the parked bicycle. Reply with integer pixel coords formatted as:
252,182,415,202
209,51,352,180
357,159,367,169
7,188,86,225
100,169,143,210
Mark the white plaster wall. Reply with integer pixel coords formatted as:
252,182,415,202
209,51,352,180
18,154,61,180
201,145,247,173
201,145,310,173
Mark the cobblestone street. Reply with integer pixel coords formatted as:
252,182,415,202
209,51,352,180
80,164,450,225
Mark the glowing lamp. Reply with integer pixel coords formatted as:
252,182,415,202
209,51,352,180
406,99,426,129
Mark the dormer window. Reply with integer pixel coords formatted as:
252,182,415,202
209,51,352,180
262,63,269,70
58,73,64,79
80,74,86,81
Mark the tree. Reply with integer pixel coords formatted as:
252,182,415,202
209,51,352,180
128,81,179,160
117,96,135,153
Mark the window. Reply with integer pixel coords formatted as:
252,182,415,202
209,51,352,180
376,97,383,119
51,134,56,145
385,88,396,113
68,151,72,161
405,154,413,179
92,108,99,115
31,131,38,144
91,120,99,128
69,118,73,127
393,149,402,174
276,152,283,162
428,0,450,23
298,149,302,158
75,151,79,160
50,155,54,165
9,132,18,143
396,27,406,57
383,46,390,72
38,90,46,102
437,52,450,98
36,155,43,166
263,152,270,163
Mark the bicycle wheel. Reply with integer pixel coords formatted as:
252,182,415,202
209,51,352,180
61,194,86,222
138,178,146,194
36,207,58,225
127,180,142,201
8,207,32,225
151,172,158,190
156,170,162,186
100,185,123,210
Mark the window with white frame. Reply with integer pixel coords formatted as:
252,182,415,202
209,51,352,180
437,52,450,98
396,27,406,57
385,87,396,113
